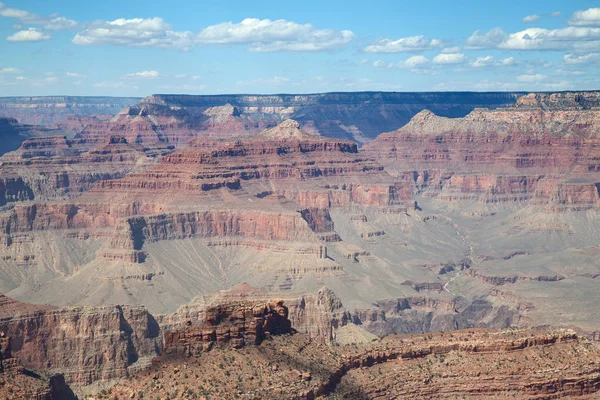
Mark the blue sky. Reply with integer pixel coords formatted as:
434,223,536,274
0,0,599,96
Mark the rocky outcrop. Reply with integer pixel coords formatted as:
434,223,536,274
105,328,600,400
0,297,161,386
0,285,345,389
163,298,291,356
0,332,77,399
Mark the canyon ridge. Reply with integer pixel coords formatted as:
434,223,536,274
1,90,600,399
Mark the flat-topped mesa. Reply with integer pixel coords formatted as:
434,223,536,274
515,91,600,110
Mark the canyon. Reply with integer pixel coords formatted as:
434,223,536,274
1,90,600,398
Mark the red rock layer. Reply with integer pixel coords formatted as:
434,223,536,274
163,299,291,356
365,92,600,210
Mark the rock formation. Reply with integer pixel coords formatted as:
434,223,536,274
0,96,139,126
76,92,523,144
103,328,600,399
1,91,600,399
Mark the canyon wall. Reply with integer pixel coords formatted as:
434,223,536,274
0,97,140,126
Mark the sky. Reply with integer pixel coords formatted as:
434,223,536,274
0,0,599,96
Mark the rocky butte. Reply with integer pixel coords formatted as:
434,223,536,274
58,92,525,145
1,90,600,397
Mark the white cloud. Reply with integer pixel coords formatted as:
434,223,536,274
380,55,431,71
236,76,290,86
359,58,370,65
6,28,50,42
469,56,516,68
563,52,600,64
73,17,353,52
517,73,546,82
523,14,541,23
440,46,460,54
125,70,160,79
43,17,78,30
551,12,561,17
198,18,354,52
364,35,443,53
432,53,465,64
65,72,87,78
43,76,58,84
466,25,600,51
0,2,77,30
500,27,600,51
569,8,600,26
72,17,196,49
470,55,495,67
404,55,429,67
465,27,507,49
0,67,21,73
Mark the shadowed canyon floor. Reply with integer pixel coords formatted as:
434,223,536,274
1,91,600,397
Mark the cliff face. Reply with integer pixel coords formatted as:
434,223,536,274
0,118,66,157
0,295,162,386
76,92,522,144
365,91,600,210
0,285,335,390
0,134,159,206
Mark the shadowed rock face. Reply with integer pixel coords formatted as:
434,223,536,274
0,118,66,157
76,92,524,144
